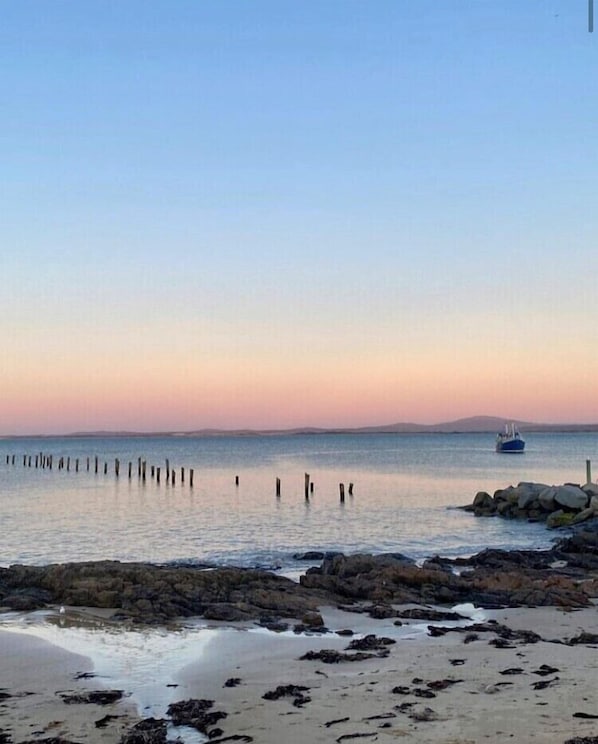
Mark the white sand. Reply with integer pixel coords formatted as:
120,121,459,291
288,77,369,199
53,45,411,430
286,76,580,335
3,605,598,743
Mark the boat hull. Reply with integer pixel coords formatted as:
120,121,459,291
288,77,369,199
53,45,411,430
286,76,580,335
496,438,525,453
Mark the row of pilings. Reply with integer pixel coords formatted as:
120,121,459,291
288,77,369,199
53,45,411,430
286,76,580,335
4,454,355,501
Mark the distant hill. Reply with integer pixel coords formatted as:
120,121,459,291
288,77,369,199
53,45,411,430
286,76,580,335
60,416,598,438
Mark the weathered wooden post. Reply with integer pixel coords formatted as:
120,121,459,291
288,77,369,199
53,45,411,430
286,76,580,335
166,459,170,479
142,461,146,481
138,457,142,478
348,483,354,495
181,467,185,484
66,457,70,471
235,475,239,486
12,454,15,465
587,459,592,484
115,458,120,477
75,458,79,472
23,455,26,466
310,482,314,494
304,473,310,501
103,462,108,475
189,468,194,487
128,462,132,478
339,483,345,503
94,456,98,474
151,465,155,478
276,477,281,497
171,469,175,486
86,457,90,471
156,466,161,484
5,455,8,464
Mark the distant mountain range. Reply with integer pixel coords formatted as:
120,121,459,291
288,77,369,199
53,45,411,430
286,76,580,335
62,415,598,438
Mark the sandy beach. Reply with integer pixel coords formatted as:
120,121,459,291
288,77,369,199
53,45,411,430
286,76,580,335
2,603,598,744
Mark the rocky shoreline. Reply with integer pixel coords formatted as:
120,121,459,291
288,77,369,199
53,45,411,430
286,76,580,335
3,485,598,626
4,489,598,744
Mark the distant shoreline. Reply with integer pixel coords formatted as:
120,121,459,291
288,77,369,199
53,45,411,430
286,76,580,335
3,416,598,439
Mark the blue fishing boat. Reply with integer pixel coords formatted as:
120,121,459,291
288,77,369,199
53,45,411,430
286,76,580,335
496,423,525,453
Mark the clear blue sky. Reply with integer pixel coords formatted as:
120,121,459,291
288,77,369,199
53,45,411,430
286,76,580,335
2,1,597,434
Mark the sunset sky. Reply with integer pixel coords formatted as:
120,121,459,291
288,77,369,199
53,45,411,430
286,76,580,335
2,1,597,435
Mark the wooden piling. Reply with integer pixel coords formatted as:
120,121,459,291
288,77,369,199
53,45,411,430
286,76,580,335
190,468,194,487
348,483,354,495
115,458,120,477
181,467,185,484
171,469,175,486
128,462,132,478
166,459,170,479
339,483,345,503
138,457,142,478
23,455,26,466
142,461,146,481
276,477,281,497
103,462,108,475
304,473,310,500
75,458,79,472
235,475,239,486
587,459,592,484
94,456,98,474
151,465,155,478
66,457,70,471
157,467,161,484
86,457,90,472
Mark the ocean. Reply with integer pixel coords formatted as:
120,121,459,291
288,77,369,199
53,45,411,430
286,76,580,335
2,430,597,740
1,431,596,570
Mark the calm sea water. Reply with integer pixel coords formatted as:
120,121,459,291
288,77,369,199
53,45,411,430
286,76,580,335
1,432,596,569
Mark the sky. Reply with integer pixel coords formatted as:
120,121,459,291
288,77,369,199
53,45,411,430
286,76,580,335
2,0,597,435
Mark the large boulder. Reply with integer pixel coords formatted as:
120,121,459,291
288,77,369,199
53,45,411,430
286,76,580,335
553,485,588,511
516,482,550,510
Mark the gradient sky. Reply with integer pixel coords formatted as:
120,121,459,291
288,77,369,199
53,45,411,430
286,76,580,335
2,1,597,435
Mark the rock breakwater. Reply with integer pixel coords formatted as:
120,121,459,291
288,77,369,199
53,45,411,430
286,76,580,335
463,481,598,528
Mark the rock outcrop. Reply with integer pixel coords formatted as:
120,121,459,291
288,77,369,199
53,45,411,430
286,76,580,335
0,561,321,624
464,481,598,528
4,518,598,624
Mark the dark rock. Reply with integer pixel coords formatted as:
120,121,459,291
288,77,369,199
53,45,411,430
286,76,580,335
60,690,124,705
167,699,227,733
367,604,395,619
95,714,120,728
119,717,169,744
203,604,253,622
293,551,342,561
262,684,310,707
345,634,395,651
395,608,466,621
223,678,241,688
